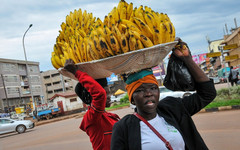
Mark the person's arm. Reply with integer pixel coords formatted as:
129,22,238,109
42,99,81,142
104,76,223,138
173,38,216,115
64,59,106,112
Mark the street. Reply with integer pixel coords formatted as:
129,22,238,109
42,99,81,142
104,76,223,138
1,107,240,150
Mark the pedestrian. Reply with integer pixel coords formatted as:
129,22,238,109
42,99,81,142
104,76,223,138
229,66,239,86
111,38,217,150
64,59,120,150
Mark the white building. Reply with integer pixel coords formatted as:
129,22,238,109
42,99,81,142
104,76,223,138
50,91,87,114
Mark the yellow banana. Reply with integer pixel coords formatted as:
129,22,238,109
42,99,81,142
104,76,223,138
51,56,61,69
86,42,94,61
119,6,127,20
129,34,137,51
95,18,104,28
118,23,127,33
108,15,115,30
88,40,101,60
133,17,153,41
118,19,141,33
60,55,66,66
112,25,122,46
153,28,161,45
103,26,112,46
139,34,153,48
93,35,106,58
136,39,144,49
120,33,129,53
143,12,155,33
99,35,114,57
111,7,119,23
52,52,62,67
109,33,121,55
134,6,145,23
117,0,126,15
126,2,133,20
68,47,78,64
159,21,168,43
103,15,109,27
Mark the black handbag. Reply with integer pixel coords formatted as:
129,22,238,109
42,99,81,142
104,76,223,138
163,53,195,91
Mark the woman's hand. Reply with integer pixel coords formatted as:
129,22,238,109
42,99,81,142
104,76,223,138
173,37,191,60
64,59,77,75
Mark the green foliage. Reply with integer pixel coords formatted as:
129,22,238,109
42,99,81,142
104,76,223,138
205,99,240,109
214,85,240,101
120,94,129,104
105,103,129,110
204,85,240,109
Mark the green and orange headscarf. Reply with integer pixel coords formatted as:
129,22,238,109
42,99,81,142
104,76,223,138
125,70,159,104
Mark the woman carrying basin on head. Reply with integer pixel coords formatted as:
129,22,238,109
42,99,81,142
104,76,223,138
111,38,216,150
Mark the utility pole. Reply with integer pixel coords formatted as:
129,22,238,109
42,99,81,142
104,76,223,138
219,46,231,93
22,24,35,110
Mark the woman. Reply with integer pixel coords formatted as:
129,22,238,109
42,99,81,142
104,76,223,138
111,38,216,150
64,59,120,150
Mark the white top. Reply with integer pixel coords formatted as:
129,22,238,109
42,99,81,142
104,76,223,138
140,114,185,150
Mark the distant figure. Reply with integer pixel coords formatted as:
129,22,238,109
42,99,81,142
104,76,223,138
229,66,239,86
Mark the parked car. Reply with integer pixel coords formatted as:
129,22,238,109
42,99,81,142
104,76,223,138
209,77,220,84
0,118,34,134
159,86,195,100
111,94,126,102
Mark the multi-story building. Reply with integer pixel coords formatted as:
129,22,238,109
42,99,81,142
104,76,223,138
41,70,78,102
222,27,240,68
207,39,225,76
0,58,43,113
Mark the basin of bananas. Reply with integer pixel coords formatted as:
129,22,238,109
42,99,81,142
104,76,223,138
51,0,177,79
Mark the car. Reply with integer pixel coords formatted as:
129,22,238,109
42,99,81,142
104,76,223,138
111,94,126,102
0,118,34,134
209,77,220,84
159,86,195,100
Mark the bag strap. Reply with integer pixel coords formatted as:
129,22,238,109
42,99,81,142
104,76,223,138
134,112,173,150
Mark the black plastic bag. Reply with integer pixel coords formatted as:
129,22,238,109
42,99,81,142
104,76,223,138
163,53,195,91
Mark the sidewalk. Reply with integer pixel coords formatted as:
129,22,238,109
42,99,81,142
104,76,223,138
199,105,240,113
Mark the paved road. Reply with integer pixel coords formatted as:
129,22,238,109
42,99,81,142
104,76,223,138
1,108,240,150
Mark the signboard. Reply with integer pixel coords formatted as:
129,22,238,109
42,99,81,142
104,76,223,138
225,54,239,61
223,44,238,50
206,52,221,57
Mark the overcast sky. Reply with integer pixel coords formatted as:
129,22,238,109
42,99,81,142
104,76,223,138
0,0,239,72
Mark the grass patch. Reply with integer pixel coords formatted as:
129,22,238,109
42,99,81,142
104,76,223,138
204,99,240,109
105,103,129,110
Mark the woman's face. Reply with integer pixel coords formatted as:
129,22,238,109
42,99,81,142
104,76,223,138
132,83,159,115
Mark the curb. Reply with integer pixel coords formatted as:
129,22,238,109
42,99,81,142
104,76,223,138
34,105,240,126
199,105,240,113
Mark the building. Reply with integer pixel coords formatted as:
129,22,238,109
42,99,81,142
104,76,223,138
221,27,240,68
206,39,225,76
50,91,87,114
41,69,78,102
0,58,43,113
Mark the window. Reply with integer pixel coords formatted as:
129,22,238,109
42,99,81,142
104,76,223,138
52,73,60,77
70,98,77,103
3,75,18,83
44,75,50,79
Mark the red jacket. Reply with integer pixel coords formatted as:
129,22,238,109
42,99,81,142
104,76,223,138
75,70,120,150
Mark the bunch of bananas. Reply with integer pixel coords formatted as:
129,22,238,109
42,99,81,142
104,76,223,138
51,0,175,70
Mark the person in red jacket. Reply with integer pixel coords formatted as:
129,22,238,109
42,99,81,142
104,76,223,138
64,59,120,150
